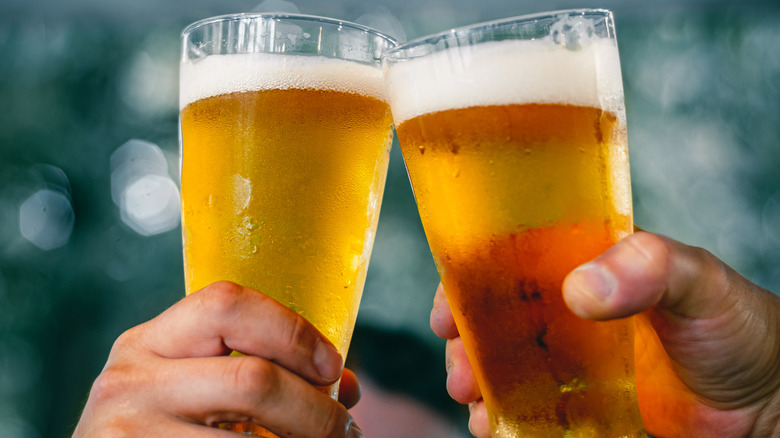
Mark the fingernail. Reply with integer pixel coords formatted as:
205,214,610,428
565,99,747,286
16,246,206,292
313,338,343,381
346,416,364,438
571,262,617,301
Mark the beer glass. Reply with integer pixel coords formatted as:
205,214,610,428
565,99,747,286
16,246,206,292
383,9,645,437
180,13,396,436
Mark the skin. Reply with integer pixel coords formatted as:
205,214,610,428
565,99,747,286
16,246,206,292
73,281,364,438
431,231,780,437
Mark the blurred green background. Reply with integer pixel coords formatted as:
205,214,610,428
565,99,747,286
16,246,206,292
1,0,779,436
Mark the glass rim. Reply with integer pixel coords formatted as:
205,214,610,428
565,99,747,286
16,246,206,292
182,12,399,46
382,8,613,60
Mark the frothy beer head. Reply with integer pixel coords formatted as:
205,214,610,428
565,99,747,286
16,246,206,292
384,28,625,125
179,53,388,110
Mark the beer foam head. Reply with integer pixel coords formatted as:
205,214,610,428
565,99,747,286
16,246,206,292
384,37,626,125
180,53,387,109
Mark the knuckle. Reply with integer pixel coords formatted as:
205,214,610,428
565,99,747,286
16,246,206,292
201,281,246,318
629,231,670,263
97,418,135,438
108,324,153,362
282,312,314,354
318,401,349,437
227,356,278,402
90,364,136,404
110,329,135,353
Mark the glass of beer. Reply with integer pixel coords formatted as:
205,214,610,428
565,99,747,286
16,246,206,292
383,9,645,437
179,13,396,436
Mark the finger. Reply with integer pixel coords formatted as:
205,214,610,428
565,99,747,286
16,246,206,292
561,231,780,405
137,355,356,438
445,337,481,404
562,231,739,321
562,232,666,320
338,368,361,409
74,408,241,438
431,283,459,339
468,400,491,438
133,281,343,385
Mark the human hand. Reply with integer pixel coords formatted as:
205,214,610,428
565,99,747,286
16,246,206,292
431,231,780,437
73,281,363,437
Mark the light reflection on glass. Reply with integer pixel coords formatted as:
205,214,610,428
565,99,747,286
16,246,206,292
111,139,180,236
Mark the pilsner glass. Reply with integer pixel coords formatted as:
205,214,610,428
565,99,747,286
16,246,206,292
383,9,646,437
180,13,396,436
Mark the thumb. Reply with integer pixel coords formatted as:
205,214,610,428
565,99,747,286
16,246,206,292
562,231,731,321
562,230,780,402
562,232,780,437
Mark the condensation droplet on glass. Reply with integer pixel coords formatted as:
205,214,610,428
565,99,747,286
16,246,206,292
232,174,252,214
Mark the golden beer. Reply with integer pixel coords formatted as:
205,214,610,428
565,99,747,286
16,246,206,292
180,14,395,436
180,84,393,356
384,10,645,437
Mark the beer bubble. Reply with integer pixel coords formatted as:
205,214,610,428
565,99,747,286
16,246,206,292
180,52,388,109
385,28,625,126
550,13,596,51
559,378,586,394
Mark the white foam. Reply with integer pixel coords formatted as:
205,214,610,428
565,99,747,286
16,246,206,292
180,53,387,109
384,38,626,124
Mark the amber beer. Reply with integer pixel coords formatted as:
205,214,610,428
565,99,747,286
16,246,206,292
180,14,395,436
384,10,645,437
